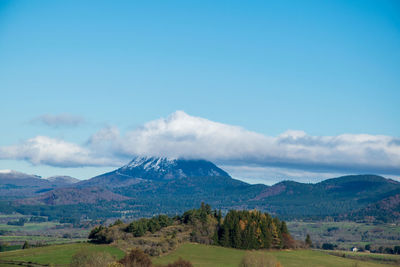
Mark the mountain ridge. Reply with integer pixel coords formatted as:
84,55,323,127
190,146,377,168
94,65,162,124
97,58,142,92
2,157,400,222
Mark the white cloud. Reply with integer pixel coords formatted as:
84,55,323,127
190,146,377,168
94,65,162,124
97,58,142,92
95,111,400,175
1,111,400,179
31,113,85,127
0,136,120,168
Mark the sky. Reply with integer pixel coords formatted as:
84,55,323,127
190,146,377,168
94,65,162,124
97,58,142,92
0,0,399,184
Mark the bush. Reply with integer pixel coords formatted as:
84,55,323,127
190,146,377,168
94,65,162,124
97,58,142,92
322,243,335,250
240,251,281,267
119,248,152,267
22,241,30,249
7,218,27,226
70,249,115,267
161,258,193,267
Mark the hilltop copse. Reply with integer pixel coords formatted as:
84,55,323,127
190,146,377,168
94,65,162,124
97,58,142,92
88,203,295,256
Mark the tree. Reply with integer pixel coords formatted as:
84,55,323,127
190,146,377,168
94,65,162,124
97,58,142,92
22,241,30,249
365,244,371,251
305,234,312,248
119,248,152,267
112,219,124,226
322,243,335,250
271,221,281,248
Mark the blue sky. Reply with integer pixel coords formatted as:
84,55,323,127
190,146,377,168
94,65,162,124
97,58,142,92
0,1,399,184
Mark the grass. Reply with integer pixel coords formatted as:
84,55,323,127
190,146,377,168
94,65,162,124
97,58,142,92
0,218,90,248
1,241,398,267
152,243,397,267
287,221,400,249
0,235,87,244
0,243,125,266
324,250,400,265
0,222,61,232
152,243,245,267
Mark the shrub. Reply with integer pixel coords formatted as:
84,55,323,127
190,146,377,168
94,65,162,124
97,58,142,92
22,241,30,249
119,248,152,267
161,258,193,267
70,249,115,267
322,243,335,250
240,251,281,267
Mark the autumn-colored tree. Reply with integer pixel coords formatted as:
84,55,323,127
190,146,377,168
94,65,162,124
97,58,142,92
119,248,152,267
270,221,281,248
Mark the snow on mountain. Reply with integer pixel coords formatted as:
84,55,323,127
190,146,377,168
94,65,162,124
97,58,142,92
79,156,231,188
0,170,41,179
121,156,178,172
117,156,230,180
45,176,79,184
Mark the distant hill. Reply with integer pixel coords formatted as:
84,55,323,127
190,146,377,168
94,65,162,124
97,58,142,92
1,159,400,222
0,170,79,199
18,187,129,205
45,176,79,185
345,193,400,222
248,175,400,220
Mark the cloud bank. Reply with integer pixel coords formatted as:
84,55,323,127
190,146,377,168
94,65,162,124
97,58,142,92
31,113,85,128
2,111,400,179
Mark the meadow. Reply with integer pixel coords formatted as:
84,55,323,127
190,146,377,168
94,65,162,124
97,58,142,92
0,243,124,266
287,221,400,249
152,243,400,267
1,242,400,266
0,215,89,249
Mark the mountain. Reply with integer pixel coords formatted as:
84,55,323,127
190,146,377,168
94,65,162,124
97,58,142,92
248,175,400,219
0,170,52,199
2,159,400,223
78,156,230,188
0,170,43,182
0,170,80,199
18,187,129,205
45,176,79,185
345,194,400,223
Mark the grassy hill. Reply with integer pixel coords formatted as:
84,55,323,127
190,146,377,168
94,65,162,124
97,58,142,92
152,243,399,267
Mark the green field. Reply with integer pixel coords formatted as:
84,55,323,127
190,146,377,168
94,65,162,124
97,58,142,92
0,218,89,248
0,243,124,266
287,221,400,249
1,242,399,267
152,243,399,267
0,222,60,232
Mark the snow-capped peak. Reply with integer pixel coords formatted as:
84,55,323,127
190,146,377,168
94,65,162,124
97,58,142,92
115,156,231,181
123,156,178,171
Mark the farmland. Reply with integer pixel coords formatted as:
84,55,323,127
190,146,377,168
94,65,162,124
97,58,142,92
0,243,124,266
0,214,89,250
153,243,400,267
287,221,400,250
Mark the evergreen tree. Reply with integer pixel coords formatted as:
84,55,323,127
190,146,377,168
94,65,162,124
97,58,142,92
305,234,312,248
280,221,289,234
22,241,30,249
232,223,241,248
271,221,281,248
220,225,230,247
